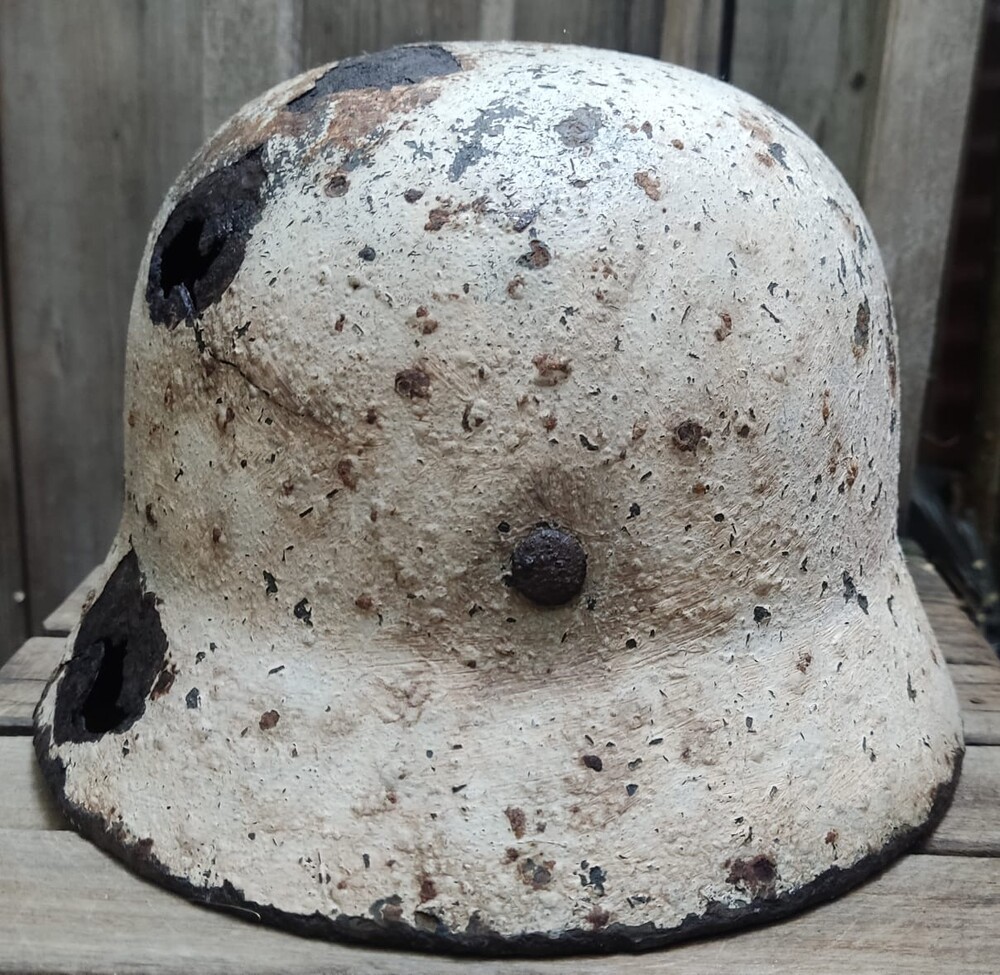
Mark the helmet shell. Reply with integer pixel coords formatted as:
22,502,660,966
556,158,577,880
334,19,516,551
35,42,962,955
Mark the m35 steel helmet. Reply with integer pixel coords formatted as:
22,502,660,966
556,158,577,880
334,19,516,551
35,42,963,955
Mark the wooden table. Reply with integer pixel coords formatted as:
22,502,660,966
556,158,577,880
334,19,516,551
3,555,998,974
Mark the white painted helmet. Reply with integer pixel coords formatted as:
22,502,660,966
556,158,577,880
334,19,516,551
35,42,962,955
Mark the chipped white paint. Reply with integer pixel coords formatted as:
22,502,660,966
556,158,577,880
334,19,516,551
36,43,962,951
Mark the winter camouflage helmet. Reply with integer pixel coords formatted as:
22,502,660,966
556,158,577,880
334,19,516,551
35,42,963,956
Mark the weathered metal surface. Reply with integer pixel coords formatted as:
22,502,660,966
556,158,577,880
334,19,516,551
34,42,963,955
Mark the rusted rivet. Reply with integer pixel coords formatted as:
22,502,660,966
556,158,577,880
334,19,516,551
509,526,587,607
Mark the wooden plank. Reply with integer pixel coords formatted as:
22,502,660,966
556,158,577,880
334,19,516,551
0,739,65,830
0,637,63,682
511,0,664,55
1,829,997,974
953,664,1000,745
0,177,28,670
861,0,986,512
907,552,963,604
729,0,886,193
922,745,1000,855
41,564,101,636
924,599,998,667
660,0,723,74
0,679,43,733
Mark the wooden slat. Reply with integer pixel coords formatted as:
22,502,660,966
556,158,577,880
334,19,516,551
511,0,664,56
0,636,63,682
908,552,965,604
0,829,996,974
729,0,886,193
922,746,1000,855
0,679,43,733
924,599,998,666
0,739,65,830
861,0,986,511
0,134,28,670
953,664,1000,745
41,565,101,636
660,0,723,74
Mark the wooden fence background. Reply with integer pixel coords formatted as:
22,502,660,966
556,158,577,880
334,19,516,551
0,0,986,665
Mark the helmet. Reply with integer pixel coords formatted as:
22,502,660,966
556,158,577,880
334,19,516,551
34,41,962,955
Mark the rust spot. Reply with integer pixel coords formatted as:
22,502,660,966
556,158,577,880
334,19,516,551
822,390,831,424
634,171,661,201
334,313,346,332
532,353,571,384
542,414,558,432
506,275,526,298
425,207,450,231
150,665,176,701
518,239,551,269
518,857,554,889
726,854,777,895
715,311,733,341
796,651,812,673
355,594,374,611
671,138,684,150
755,151,775,168
418,876,437,903
825,830,839,845
404,188,424,203
673,420,707,452
845,459,859,487
504,847,520,863
505,806,527,839
586,906,611,929
395,367,431,399
739,109,774,144
259,709,280,731
692,482,708,495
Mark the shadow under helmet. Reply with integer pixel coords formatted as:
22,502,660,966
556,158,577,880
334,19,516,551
34,41,963,956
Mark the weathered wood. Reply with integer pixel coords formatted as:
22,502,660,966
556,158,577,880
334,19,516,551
729,0,886,193
0,636,63,682
0,828,997,974
511,0,664,55
41,565,102,636
0,208,28,669
923,599,998,667
659,0,723,74
0,739,64,830
861,0,986,513
953,664,1000,745
922,745,1000,855
0,678,43,733
302,0,482,67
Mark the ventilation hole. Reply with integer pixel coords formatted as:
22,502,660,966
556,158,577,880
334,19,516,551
79,639,129,734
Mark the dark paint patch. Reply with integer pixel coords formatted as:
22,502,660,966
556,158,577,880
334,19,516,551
767,143,789,169
52,550,168,744
853,298,871,354
395,368,431,399
554,106,603,147
449,99,522,182
358,245,376,262
517,239,551,269
518,858,554,889
753,605,771,624
287,45,461,113
259,709,280,730
582,754,604,772
185,687,201,709
582,864,607,895
673,420,707,453
293,598,313,626
147,148,268,328
726,854,777,895
509,526,587,607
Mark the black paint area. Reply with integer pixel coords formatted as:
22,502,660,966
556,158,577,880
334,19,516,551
509,527,587,607
52,550,168,744
146,148,268,328
287,45,461,114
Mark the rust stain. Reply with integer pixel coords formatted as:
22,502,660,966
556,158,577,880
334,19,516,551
395,367,431,399
673,420,708,452
259,709,280,731
505,806,527,839
634,171,662,201
726,854,777,895
715,311,733,341
337,458,358,490
517,857,555,889
532,353,572,384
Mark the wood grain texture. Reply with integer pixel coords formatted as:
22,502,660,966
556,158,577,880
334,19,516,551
660,0,723,74
0,739,64,829
0,636,63,681
0,209,27,668
41,565,102,636
729,0,885,192
921,745,1000,855
1,828,997,974
512,0,664,56
953,664,1000,744
861,0,986,513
